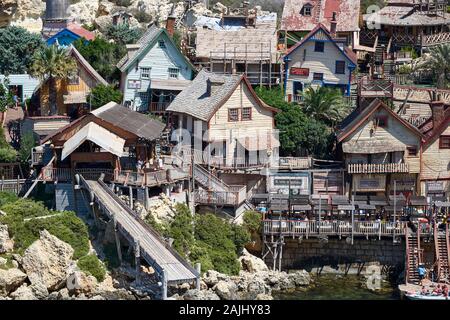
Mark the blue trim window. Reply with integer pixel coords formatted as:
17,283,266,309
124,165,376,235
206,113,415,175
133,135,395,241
335,61,346,74
314,41,324,52
313,73,324,81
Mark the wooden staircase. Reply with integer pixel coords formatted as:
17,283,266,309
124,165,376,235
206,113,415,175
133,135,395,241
406,226,422,284
434,223,450,283
193,164,230,192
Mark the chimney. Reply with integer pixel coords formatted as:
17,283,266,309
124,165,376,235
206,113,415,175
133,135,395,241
430,100,446,126
330,12,337,38
166,16,176,37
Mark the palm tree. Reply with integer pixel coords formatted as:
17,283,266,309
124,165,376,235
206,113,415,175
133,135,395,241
29,45,77,115
416,44,450,89
300,86,350,126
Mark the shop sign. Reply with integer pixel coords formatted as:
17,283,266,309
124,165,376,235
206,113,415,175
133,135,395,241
426,181,444,193
353,175,386,192
290,67,310,77
269,171,310,195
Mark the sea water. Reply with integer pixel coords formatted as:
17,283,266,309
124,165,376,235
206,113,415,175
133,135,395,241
274,274,400,300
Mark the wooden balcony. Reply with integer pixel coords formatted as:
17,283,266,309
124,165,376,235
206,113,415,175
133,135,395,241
194,185,247,206
347,163,409,174
358,76,393,99
263,220,408,239
149,102,170,113
421,32,450,47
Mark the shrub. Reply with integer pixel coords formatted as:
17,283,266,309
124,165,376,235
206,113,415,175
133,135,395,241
243,210,262,234
168,203,195,258
231,224,251,254
87,84,123,110
0,191,18,207
18,132,36,164
0,147,17,163
77,254,106,282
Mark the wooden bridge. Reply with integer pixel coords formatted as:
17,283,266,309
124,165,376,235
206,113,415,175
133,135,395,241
77,174,199,299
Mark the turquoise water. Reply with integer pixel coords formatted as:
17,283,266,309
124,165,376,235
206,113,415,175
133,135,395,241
274,274,400,300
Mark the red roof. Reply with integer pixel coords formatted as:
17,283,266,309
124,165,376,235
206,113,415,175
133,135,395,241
423,107,450,146
67,23,95,41
281,0,360,32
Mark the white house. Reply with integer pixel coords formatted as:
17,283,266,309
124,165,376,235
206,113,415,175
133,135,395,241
117,24,195,113
283,24,357,102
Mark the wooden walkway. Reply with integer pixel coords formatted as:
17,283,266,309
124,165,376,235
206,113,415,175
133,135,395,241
81,177,199,285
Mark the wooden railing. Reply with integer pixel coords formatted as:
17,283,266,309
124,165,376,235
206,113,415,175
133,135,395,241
194,185,247,206
114,169,180,187
278,157,312,169
31,151,44,166
263,220,407,238
358,76,394,98
422,32,450,46
41,167,72,182
347,163,409,174
149,102,170,113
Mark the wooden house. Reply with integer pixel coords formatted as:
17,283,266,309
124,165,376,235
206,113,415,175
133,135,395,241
31,45,107,118
283,24,357,102
166,69,279,171
337,98,423,199
0,74,40,103
419,101,450,200
117,25,195,114
46,23,95,47
280,0,360,48
362,0,450,53
191,11,280,86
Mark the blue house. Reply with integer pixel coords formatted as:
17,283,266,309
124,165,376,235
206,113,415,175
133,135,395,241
117,25,195,113
282,24,357,102
46,23,95,47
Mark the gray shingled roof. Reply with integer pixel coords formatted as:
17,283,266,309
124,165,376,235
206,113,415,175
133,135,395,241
92,102,165,141
166,70,243,121
117,25,162,72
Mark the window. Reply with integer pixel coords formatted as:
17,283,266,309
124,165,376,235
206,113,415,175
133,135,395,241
313,73,324,81
140,67,151,79
440,136,450,149
335,61,346,74
228,108,239,122
375,116,388,128
139,92,149,104
168,67,179,79
314,41,324,52
304,6,312,16
407,146,418,157
241,107,252,121
158,40,166,48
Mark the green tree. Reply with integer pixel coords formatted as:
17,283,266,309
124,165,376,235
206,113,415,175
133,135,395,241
88,84,123,110
104,24,144,45
73,37,126,84
301,86,350,126
29,45,77,115
418,44,450,89
0,26,45,74
18,132,36,164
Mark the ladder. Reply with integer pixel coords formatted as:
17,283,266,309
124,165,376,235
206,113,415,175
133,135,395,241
434,223,450,282
406,226,423,284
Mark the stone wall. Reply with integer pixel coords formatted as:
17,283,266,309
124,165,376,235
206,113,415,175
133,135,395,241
265,237,408,275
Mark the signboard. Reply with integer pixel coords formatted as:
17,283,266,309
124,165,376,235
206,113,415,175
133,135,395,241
426,181,445,193
312,171,343,194
353,175,386,192
290,67,310,77
391,174,416,191
127,80,141,89
268,171,310,195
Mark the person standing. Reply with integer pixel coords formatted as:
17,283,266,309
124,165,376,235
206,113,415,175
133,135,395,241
418,264,427,285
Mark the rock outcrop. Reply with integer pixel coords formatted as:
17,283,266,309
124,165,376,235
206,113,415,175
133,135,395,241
21,230,74,291
0,224,14,254
0,268,27,296
239,248,269,273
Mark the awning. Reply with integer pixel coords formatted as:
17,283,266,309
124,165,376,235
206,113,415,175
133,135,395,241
410,196,428,206
342,139,406,154
338,205,355,211
357,204,377,210
436,201,450,208
370,200,388,206
292,204,312,211
61,122,125,161
63,92,87,104
150,79,192,91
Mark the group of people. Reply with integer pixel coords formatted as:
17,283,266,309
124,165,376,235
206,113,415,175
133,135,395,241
420,284,449,297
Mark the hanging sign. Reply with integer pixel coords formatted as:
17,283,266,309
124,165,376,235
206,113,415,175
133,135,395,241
290,67,310,77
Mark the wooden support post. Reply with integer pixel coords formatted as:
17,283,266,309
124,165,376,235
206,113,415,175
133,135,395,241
144,186,150,210
195,263,201,290
16,175,20,194
278,238,283,272
1,176,4,191
134,240,141,285
113,215,122,265
161,269,168,300
129,186,133,209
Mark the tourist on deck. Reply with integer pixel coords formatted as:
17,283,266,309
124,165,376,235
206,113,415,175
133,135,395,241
421,286,429,295
443,285,448,298
432,284,442,295
418,264,427,285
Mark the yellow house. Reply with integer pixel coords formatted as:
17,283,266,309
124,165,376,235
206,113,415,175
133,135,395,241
33,46,107,117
